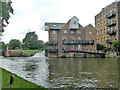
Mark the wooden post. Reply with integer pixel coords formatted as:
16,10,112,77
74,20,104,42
10,75,15,84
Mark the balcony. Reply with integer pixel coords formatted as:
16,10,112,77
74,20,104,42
106,21,116,27
45,49,58,53
106,39,113,44
107,31,116,36
45,41,58,46
63,40,94,45
106,11,116,19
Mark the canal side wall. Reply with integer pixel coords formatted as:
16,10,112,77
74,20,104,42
62,52,104,58
106,51,120,58
5,50,34,57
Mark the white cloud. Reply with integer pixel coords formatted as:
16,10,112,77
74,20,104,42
2,0,115,43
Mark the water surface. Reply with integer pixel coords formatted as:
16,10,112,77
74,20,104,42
0,51,118,88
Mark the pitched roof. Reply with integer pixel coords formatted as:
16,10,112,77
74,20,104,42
45,22,65,30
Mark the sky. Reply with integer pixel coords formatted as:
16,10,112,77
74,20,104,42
2,0,116,43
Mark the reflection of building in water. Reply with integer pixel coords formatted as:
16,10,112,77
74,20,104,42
45,16,97,57
47,58,118,88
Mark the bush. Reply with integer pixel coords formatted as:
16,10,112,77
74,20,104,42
61,55,66,58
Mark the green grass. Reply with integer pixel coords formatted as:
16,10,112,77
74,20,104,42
12,50,39,53
0,67,47,89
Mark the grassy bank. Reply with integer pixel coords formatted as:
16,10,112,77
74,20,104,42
12,50,39,53
0,67,47,89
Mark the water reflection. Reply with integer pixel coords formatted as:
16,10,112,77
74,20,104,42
0,52,118,88
47,58,118,88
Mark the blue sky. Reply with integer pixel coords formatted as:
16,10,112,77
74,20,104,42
2,0,115,43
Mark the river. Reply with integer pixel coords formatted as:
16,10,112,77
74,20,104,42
0,51,119,88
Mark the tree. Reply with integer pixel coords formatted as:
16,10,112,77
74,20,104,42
9,39,21,49
0,0,14,32
112,40,120,51
97,44,105,50
22,31,44,50
0,41,6,51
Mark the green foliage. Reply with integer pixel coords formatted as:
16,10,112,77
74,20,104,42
112,40,120,51
97,44,105,50
0,1,14,32
22,32,44,50
61,55,66,58
1,67,46,89
13,49,39,53
9,39,21,49
0,41,6,51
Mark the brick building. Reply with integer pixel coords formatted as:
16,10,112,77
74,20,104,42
45,16,97,57
95,1,120,47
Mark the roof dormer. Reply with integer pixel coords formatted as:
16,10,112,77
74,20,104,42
69,16,79,30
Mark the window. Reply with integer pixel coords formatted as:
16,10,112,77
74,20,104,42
106,12,108,16
74,21,76,24
98,24,99,28
104,29,105,33
89,31,92,35
110,9,112,16
110,19,112,24
101,22,102,27
52,31,56,34
98,17,99,22
78,37,81,40
71,37,74,43
101,15,102,19
101,30,102,34
104,21,105,26
64,30,67,33
113,7,116,12
98,31,99,35
53,38,56,41
71,30,74,34
78,30,81,34
110,27,113,32
101,38,103,42
104,14,106,17
89,37,92,41
107,28,109,33
64,37,67,43
104,37,106,41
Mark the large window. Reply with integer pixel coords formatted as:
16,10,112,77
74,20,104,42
78,37,81,40
64,30,67,33
52,31,56,34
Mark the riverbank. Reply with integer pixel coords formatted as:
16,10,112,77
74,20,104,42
5,50,40,57
0,67,47,89
12,49,39,53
